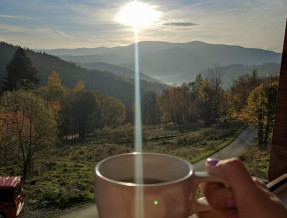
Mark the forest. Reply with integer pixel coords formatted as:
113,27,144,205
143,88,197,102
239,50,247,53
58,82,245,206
0,42,169,106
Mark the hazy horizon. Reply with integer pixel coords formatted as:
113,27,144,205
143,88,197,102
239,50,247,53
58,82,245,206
1,0,287,52
31,40,282,54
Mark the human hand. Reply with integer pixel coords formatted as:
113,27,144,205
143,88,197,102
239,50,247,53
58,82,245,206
197,158,287,218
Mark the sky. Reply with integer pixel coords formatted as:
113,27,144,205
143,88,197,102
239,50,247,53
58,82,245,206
0,0,286,52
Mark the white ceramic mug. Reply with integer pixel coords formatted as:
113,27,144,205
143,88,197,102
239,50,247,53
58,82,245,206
95,153,227,218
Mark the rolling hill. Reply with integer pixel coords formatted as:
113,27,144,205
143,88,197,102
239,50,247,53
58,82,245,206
65,61,161,83
41,41,281,86
0,42,168,106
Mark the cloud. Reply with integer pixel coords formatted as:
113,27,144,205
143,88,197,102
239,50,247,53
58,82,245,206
0,14,44,21
162,22,198,27
1,0,286,51
0,24,30,33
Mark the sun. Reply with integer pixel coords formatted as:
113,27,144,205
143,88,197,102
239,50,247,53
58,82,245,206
116,2,161,27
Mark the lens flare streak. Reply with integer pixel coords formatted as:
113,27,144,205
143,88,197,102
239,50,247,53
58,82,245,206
134,24,144,218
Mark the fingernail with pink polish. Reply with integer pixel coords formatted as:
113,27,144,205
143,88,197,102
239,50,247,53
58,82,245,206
207,158,219,166
227,199,236,208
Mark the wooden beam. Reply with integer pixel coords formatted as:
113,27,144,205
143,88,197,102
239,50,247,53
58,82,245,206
268,18,287,181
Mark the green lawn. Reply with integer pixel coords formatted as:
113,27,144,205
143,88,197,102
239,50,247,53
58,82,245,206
240,143,270,179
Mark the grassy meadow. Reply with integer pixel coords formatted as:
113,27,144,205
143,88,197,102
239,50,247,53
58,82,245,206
0,121,247,215
240,142,270,179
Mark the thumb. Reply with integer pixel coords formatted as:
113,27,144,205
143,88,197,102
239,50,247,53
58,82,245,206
205,158,287,218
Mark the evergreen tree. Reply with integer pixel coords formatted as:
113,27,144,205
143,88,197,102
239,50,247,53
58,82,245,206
3,48,40,91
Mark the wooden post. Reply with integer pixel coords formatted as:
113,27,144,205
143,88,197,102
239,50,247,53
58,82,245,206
268,18,287,181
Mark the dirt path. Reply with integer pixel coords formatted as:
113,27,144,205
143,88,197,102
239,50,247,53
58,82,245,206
56,203,98,218
57,126,257,218
193,125,257,171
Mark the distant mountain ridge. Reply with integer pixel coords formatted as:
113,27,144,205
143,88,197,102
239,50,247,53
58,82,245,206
0,42,169,106
40,41,282,86
36,41,175,57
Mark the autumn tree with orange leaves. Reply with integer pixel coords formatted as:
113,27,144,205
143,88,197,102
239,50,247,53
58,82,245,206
240,82,278,148
0,90,58,179
99,95,126,128
37,71,66,111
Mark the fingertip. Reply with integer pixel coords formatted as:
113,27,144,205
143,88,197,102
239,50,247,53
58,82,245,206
207,158,220,166
226,198,236,208
205,159,223,178
228,214,239,218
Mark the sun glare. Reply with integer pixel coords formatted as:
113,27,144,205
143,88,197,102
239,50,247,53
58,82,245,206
116,2,161,27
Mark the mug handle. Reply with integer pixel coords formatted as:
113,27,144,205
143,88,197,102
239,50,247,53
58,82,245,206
190,171,229,215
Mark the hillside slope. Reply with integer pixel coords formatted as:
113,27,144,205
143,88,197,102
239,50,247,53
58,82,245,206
0,42,168,106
